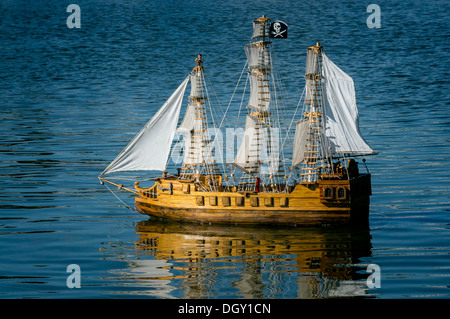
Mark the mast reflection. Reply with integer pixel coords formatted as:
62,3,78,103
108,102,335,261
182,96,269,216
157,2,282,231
130,219,372,298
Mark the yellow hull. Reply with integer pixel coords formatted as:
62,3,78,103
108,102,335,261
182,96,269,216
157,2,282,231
134,174,371,226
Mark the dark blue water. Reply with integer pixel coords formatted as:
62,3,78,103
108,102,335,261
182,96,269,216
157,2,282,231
0,0,449,299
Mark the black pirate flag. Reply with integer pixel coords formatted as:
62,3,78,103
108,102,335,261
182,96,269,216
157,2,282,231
269,20,288,39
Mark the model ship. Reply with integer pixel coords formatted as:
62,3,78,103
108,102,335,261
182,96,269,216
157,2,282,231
99,16,377,226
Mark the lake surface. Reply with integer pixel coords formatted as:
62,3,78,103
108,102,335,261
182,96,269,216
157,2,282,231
0,0,449,299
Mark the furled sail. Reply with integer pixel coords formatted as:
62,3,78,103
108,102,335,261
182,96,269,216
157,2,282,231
321,53,375,155
100,76,189,175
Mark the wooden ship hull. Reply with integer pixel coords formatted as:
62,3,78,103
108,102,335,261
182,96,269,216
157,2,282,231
134,174,371,226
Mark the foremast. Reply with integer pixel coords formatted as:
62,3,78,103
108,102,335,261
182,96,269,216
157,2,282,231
179,55,221,191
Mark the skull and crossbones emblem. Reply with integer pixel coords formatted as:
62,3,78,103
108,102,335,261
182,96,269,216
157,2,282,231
271,22,286,37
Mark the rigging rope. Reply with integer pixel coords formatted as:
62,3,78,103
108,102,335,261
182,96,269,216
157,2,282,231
285,86,306,184
269,46,289,189
203,61,249,188
104,183,136,211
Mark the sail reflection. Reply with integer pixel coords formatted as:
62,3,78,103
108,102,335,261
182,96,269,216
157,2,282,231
127,219,372,298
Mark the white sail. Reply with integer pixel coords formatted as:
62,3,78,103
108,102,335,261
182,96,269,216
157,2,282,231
101,76,189,175
245,43,270,69
305,48,318,75
251,19,266,39
248,72,270,112
177,103,198,165
181,133,197,164
179,71,209,166
321,53,375,155
291,119,308,167
259,126,280,175
181,125,209,165
189,72,205,99
234,115,259,169
177,103,195,133
304,49,317,105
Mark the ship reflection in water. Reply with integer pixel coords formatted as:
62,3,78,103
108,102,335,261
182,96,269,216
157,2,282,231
113,219,372,298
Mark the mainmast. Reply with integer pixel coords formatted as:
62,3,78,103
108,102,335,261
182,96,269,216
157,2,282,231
236,16,282,192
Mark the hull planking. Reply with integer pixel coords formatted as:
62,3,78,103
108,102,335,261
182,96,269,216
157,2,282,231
134,174,371,226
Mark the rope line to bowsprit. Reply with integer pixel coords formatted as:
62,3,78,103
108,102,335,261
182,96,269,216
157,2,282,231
103,182,136,211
